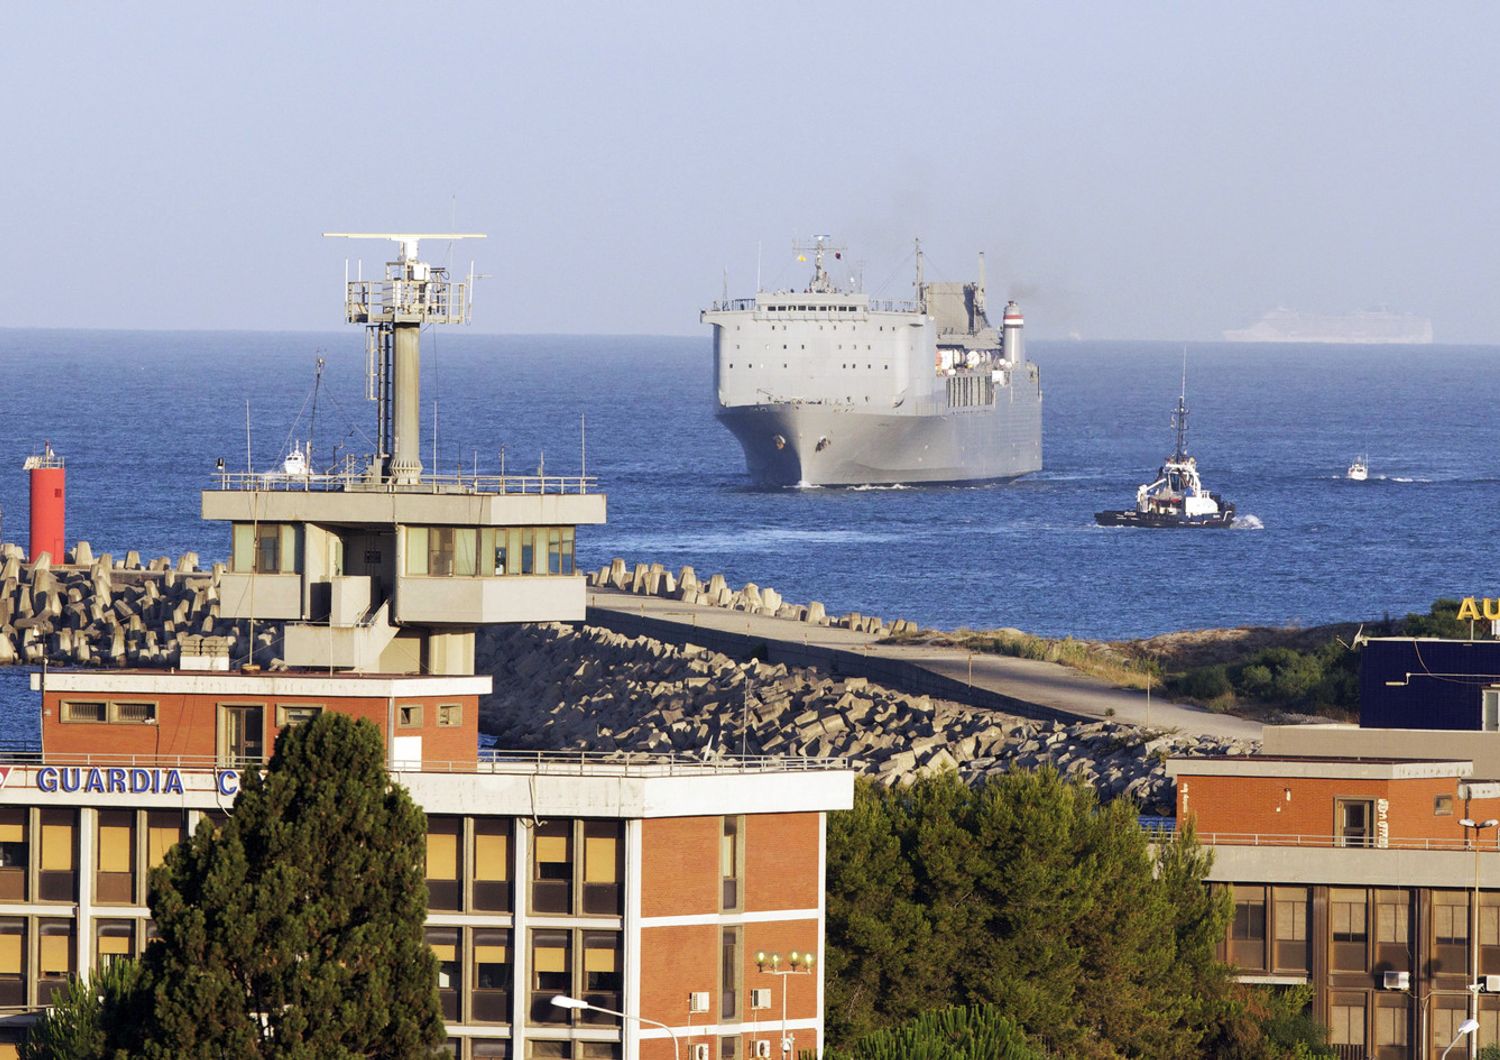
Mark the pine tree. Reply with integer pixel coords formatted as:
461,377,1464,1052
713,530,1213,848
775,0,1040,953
134,712,445,1058
20,956,141,1059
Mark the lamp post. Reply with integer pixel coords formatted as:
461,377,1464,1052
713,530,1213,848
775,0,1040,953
1460,817,1498,1060
755,950,816,1057
1443,1017,1480,1060
551,994,680,1060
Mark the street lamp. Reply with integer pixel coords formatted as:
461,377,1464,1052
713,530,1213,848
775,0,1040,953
755,950,817,1057
551,994,680,1060
1443,1017,1480,1060
1461,817,1499,1060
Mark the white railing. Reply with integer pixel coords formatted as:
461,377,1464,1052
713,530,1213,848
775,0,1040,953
1152,827,1495,853
0,748,849,778
344,278,468,324
211,469,596,496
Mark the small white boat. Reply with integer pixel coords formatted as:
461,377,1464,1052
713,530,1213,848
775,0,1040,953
1346,456,1368,481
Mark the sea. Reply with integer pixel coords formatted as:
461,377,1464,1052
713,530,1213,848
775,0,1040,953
0,328,1495,725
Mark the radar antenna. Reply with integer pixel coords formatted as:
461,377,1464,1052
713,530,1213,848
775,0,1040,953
792,234,845,294
323,231,486,484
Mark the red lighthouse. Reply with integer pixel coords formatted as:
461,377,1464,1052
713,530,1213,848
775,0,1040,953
23,442,65,564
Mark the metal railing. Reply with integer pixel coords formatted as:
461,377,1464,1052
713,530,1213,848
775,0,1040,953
0,748,849,778
1152,826,1497,853
706,298,922,315
344,278,468,325
211,469,596,496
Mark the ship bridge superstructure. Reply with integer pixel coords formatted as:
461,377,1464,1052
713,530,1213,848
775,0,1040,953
203,233,606,675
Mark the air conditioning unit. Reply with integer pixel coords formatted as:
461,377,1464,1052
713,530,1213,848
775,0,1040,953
692,1046,711,1060
1382,970,1410,990
751,987,772,1010
1483,974,1500,993
753,1041,772,1058
688,991,710,1014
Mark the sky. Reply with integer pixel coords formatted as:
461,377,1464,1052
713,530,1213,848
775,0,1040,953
3,3,1499,342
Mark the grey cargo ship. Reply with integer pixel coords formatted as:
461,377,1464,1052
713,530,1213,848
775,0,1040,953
701,237,1043,487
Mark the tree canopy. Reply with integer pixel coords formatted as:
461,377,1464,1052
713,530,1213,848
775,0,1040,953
40,712,448,1059
824,769,1326,1059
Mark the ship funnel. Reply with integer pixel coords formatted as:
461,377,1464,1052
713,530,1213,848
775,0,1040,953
1002,300,1025,364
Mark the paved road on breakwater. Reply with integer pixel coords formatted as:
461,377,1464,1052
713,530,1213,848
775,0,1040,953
585,589,1263,741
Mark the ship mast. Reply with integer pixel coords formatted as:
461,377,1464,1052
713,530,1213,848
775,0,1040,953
1172,353,1189,461
914,237,926,312
792,234,843,294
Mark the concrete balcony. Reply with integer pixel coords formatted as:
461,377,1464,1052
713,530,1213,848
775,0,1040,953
394,575,587,626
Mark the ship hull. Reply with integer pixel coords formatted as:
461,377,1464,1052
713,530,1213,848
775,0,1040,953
1094,507,1236,529
717,388,1042,487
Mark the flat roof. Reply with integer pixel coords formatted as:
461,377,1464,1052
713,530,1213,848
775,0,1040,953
1165,756,1473,780
32,670,493,698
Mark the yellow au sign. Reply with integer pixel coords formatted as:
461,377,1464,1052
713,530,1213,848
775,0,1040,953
1455,597,1500,621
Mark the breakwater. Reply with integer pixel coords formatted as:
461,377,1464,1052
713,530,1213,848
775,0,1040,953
475,621,1255,813
0,544,274,668
588,558,918,636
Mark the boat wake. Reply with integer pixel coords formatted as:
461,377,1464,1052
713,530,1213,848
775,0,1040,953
1232,514,1265,530
849,483,912,491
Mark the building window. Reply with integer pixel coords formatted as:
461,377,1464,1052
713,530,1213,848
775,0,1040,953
38,809,75,902
474,819,512,913
233,523,298,574
1272,887,1310,973
1434,892,1470,976
528,1044,569,1059
581,822,621,916
0,920,24,1008
1336,799,1374,847
472,928,511,1023
426,817,461,912
472,1042,512,1059
96,809,135,904
276,704,323,728
96,920,134,969
114,701,157,723
532,821,573,915
1486,689,1500,731
38,920,75,1005
530,930,572,1024
1330,997,1365,1047
437,703,462,727
0,811,26,902
722,815,744,912
1331,888,1368,972
581,933,622,1020
1374,999,1408,1051
1436,794,1455,816
405,527,478,577
721,926,741,1022
218,704,265,767
60,701,106,723
427,927,461,1023
719,1038,739,1060
1376,890,1412,972
147,811,184,869
1434,1005,1471,1056
398,704,424,728
1229,885,1266,970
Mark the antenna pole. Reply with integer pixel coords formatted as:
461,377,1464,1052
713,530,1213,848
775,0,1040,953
245,400,253,474
914,238,926,311
756,241,762,292
580,412,587,483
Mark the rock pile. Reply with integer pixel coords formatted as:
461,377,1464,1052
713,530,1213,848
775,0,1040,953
476,622,1255,813
0,543,269,668
587,558,919,637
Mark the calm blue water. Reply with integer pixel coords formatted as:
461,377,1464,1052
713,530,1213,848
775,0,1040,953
0,329,1494,655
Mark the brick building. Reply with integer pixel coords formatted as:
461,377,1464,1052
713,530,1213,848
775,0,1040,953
1169,736,1500,1059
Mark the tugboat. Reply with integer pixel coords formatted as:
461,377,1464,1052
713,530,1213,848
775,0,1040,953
1095,381,1235,529
1346,455,1369,481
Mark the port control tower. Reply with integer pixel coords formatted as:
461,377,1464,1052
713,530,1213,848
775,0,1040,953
202,233,606,676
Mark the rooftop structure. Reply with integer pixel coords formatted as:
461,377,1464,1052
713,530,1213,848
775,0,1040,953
203,234,606,675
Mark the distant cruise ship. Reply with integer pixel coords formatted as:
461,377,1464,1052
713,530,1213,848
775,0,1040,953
1223,307,1433,345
